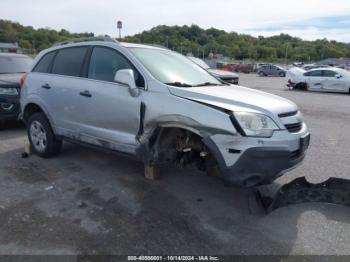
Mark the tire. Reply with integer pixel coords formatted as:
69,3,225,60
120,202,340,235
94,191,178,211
295,83,308,91
258,71,265,77
279,72,285,77
305,83,310,91
27,112,62,158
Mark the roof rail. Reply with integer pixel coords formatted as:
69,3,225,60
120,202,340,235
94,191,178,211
145,44,169,50
53,35,119,47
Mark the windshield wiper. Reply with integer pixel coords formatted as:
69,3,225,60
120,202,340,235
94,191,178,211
193,82,224,87
165,82,193,87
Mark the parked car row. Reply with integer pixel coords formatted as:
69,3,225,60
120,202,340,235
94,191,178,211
213,62,288,77
16,37,309,188
258,64,286,77
187,56,239,85
218,63,255,74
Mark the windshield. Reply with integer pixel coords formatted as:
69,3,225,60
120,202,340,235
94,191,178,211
129,48,221,87
0,56,33,74
187,57,210,70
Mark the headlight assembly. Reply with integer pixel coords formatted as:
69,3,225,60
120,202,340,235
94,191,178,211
0,87,18,96
233,112,279,138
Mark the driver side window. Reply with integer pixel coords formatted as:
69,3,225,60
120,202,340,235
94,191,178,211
88,47,144,87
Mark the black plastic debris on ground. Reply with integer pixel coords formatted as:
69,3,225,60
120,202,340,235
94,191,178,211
256,177,350,213
21,152,29,158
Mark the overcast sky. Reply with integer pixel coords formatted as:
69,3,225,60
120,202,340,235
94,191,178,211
2,0,350,42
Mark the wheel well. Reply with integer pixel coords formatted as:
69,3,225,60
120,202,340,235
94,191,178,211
149,127,211,171
295,82,307,90
23,103,44,123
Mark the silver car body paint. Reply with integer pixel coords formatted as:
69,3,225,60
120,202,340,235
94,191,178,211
21,41,310,187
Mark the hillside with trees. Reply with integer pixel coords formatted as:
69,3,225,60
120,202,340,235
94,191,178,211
0,19,94,52
1,19,350,62
124,25,350,62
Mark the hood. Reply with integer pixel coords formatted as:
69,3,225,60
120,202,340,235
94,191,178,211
0,73,23,87
208,69,239,79
168,84,298,117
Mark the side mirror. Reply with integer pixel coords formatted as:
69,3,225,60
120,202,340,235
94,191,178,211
335,74,342,79
114,69,140,97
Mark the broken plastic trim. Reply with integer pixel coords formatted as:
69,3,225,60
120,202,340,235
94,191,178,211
257,177,350,213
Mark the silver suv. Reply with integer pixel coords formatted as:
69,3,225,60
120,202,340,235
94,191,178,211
20,37,310,187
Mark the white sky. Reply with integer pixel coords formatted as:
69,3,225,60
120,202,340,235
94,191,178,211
2,0,350,42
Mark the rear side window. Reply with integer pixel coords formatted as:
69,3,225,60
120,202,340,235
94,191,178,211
33,52,56,73
52,47,88,77
88,47,144,87
304,70,322,77
322,70,337,77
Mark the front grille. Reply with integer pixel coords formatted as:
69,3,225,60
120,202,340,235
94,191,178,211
278,111,298,118
285,122,302,133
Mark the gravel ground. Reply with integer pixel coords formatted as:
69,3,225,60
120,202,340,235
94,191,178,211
0,73,349,256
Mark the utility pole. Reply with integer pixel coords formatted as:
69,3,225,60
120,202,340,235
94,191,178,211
166,36,169,48
285,45,288,64
117,20,123,40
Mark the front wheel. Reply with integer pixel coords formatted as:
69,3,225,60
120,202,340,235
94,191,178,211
27,112,62,158
279,72,286,77
258,71,265,77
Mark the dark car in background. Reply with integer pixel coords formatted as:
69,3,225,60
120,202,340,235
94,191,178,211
0,53,32,129
188,57,239,84
258,64,286,77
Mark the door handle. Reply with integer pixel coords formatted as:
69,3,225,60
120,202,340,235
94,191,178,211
41,83,51,89
80,90,92,97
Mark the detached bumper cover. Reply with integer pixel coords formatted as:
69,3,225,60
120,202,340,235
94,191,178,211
203,136,309,187
257,177,350,212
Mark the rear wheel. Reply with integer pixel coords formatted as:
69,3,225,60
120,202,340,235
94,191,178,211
27,112,62,158
295,82,308,91
305,83,310,91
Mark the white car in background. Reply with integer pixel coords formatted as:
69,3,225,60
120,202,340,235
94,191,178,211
286,67,350,93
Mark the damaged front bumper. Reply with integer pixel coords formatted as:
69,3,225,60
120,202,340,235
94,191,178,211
203,129,310,188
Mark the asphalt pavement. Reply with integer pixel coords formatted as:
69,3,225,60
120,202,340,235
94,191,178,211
0,74,349,256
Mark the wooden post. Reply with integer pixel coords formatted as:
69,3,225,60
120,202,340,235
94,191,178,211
144,164,160,180
24,143,32,154
24,143,32,155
